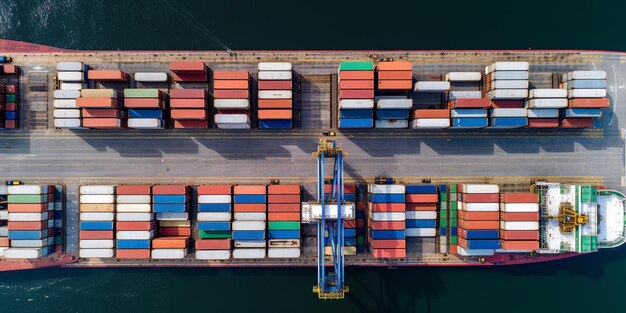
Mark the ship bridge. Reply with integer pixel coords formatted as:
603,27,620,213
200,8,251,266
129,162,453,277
597,190,626,248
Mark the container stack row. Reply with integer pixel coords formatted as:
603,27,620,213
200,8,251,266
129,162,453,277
1,84,19,130
375,61,413,129
267,185,301,258
338,61,375,128
485,62,529,100
367,184,406,259
257,62,294,129
457,184,501,256
526,89,566,128
54,62,86,129
562,70,610,128
232,185,267,259
77,89,123,129
151,186,191,259
195,185,232,260
79,185,115,258
437,185,450,253
115,185,153,259
170,89,209,129
0,186,7,255
405,184,438,239
499,193,540,251
324,184,357,256
448,98,492,129
448,184,458,254
213,71,251,129
5,185,56,259
124,89,166,129
170,61,207,82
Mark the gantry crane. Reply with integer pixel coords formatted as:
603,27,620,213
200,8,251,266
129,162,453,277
544,202,589,233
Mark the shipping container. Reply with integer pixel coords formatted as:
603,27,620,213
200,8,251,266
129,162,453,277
414,81,450,92
134,72,168,82
568,98,610,108
57,61,84,71
567,89,606,98
529,89,568,98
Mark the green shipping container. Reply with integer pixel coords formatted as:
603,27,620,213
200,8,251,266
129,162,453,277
450,202,458,211
123,88,161,98
8,195,47,203
450,185,457,193
439,193,447,202
5,94,18,102
54,237,63,245
450,236,458,245
199,231,232,239
439,210,447,218
339,61,374,71
357,236,364,245
450,210,457,219
439,220,447,227
450,219,457,227
268,221,300,230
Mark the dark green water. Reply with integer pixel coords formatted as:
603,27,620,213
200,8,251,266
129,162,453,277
2,0,626,312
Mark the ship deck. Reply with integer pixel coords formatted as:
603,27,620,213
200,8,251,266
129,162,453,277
1,40,625,266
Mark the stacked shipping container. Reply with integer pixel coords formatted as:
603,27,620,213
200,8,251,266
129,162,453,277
79,185,115,258
170,61,207,82
1,84,19,130
196,185,232,260
78,89,123,129
54,62,86,129
115,185,153,259
367,184,406,259
457,184,501,256
375,62,413,129
437,185,450,253
232,185,267,259
124,89,166,129
338,62,375,128
0,186,7,255
562,71,609,128
213,71,251,129
448,98,491,129
151,186,191,259
405,185,438,255
485,62,529,100
499,193,540,251
267,185,301,258
526,89,566,128
257,62,294,129
169,89,209,129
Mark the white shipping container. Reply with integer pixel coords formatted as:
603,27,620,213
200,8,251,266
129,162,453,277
448,91,482,100
456,246,495,256
8,213,48,221
568,71,606,80
80,185,115,195
302,203,355,221
568,89,606,98
10,239,49,248
232,221,266,231
80,212,114,221
4,248,46,259
116,230,155,240
195,250,231,260
0,185,7,195
527,109,559,118
405,211,437,220
57,61,84,71
268,248,301,258
375,120,409,129
460,184,499,194
445,72,482,81
217,123,251,129
134,72,168,82
57,71,85,82
213,99,250,110
60,82,86,90
490,108,528,118
233,248,266,259
116,213,153,222
460,202,500,212
80,195,115,204
53,109,81,119
486,89,529,100
405,228,437,237
488,62,530,72
197,212,231,221
151,249,187,259
53,99,78,109
414,81,451,92
368,184,406,194
258,62,292,71
529,88,567,98
258,90,292,99
451,109,488,118
79,248,114,258
234,240,266,248
8,185,47,195
127,119,164,129
258,71,292,80
367,211,406,221
376,99,412,109
198,195,231,204
500,221,539,231
489,71,529,80
500,203,539,212
490,80,529,89
116,203,152,212
0,210,7,219
526,98,568,109
54,90,81,99
0,227,7,237
214,114,250,124
79,240,114,249
411,119,450,129
155,212,189,220
234,212,267,221
339,99,375,109
116,195,151,204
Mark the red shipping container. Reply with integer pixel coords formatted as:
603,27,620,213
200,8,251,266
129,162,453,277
258,80,292,90
268,212,300,221
173,120,209,129
233,204,266,212
124,98,163,109
357,219,364,228
5,102,17,111
491,100,524,108
499,230,539,240
87,70,128,81
152,236,189,249
214,90,249,99
500,193,538,203
4,120,17,129
81,108,120,118
452,98,492,108
116,221,157,231
170,99,206,108
412,109,450,119
8,221,47,230
3,64,18,74
268,203,300,212
5,85,17,94
152,185,189,195
405,203,437,211
258,99,292,109
339,90,374,99
500,240,539,250
195,239,231,250
170,109,208,120
500,212,539,221
169,89,206,99
458,211,499,221
267,185,300,195
377,71,413,80
214,80,249,90
80,230,114,240
76,97,118,108
462,193,499,203
116,185,151,195
368,203,406,212
117,249,151,259
198,185,232,195
371,248,406,259
340,71,374,80
527,118,559,128
0,238,8,247
568,98,609,108
377,61,412,71
368,220,406,230
339,80,374,90
172,72,208,82
405,194,438,203
233,185,266,195
82,118,121,129
458,220,499,230
323,184,356,194
560,118,594,128
169,61,206,72
159,227,191,236
377,80,413,90
8,203,48,213
258,109,292,120
268,194,301,203
368,239,406,249
343,220,356,228
213,71,249,80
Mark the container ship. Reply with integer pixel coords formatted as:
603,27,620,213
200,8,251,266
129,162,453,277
0,39,624,298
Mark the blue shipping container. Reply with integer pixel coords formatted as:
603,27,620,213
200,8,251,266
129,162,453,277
338,118,373,129
339,109,373,119
268,230,300,239
464,239,501,250
80,221,114,230
5,111,18,120
54,211,63,219
356,210,365,219
375,109,410,120
368,193,405,203
567,80,606,89
326,228,356,237
198,203,231,212
232,230,265,240
117,239,150,249
233,194,266,204
489,117,528,128
439,184,447,193
405,184,438,194
128,109,163,119
153,203,188,212
325,237,356,246
462,230,499,240
564,108,602,118
197,221,230,231
369,230,405,240
406,219,437,228
451,118,488,128
153,195,187,204
259,119,292,129
325,193,356,202
439,227,447,235
8,230,47,240
450,228,457,236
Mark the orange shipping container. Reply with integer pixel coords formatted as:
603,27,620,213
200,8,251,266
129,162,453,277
340,71,374,80
76,97,118,108
116,185,151,195
500,193,539,203
81,108,120,118
268,212,300,221
462,193,500,203
258,99,292,109
338,90,374,99
371,248,406,259
214,80,249,90
258,80,292,90
368,220,406,230
151,236,189,249
368,239,406,249
169,89,206,99
458,211,499,221
267,184,300,195
268,203,300,212
82,118,121,129
377,80,413,90
377,71,413,80
116,221,157,231
152,185,189,195
500,240,539,250
233,185,266,195
117,249,151,259
377,61,412,71
8,221,47,230
405,194,438,203
412,109,450,119
170,99,207,109
234,204,266,212
339,80,374,90
198,185,232,195
8,203,48,213
458,220,499,230
195,239,231,250
405,203,437,211
368,203,406,212
124,98,163,109
214,90,249,99
87,70,128,81
213,71,249,80
0,238,8,247
499,230,539,240
258,109,292,120
568,98,609,108
500,212,539,221
170,109,208,120
268,194,301,203
169,61,206,72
